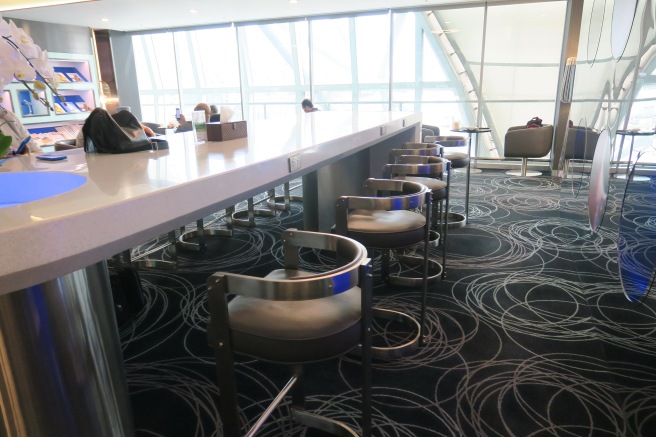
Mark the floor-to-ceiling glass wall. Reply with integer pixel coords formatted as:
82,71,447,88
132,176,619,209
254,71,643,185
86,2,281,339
311,13,390,112
129,1,570,170
132,32,178,124
173,27,242,121
238,20,310,120
391,9,485,135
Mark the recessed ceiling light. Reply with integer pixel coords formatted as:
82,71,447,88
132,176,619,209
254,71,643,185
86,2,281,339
100,18,109,22
0,0,96,12
289,0,298,4
189,9,198,13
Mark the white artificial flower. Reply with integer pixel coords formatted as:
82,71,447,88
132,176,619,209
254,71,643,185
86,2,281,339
33,48,53,79
0,16,59,106
13,56,36,82
0,15,10,37
0,40,19,90
50,71,61,89
8,20,38,60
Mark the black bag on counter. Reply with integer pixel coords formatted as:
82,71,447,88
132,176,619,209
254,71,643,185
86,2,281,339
83,108,153,153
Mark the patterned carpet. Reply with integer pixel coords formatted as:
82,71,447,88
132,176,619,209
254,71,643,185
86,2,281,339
120,169,656,436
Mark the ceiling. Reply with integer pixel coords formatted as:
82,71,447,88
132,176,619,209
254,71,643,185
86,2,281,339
3,0,493,32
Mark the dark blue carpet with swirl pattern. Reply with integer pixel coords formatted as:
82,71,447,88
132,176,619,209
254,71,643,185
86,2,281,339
120,170,656,436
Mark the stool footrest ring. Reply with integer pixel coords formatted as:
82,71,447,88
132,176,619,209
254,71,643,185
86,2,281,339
438,212,467,229
178,228,233,251
388,255,442,287
232,208,277,227
267,195,304,210
292,407,359,436
366,307,421,360
131,259,177,270
407,230,440,250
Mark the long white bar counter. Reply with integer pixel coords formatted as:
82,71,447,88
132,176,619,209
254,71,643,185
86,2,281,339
0,111,421,436
0,111,421,295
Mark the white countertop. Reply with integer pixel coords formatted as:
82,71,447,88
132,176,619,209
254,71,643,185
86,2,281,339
0,111,421,294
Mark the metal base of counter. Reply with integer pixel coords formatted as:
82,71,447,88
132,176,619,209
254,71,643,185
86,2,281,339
0,261,133,437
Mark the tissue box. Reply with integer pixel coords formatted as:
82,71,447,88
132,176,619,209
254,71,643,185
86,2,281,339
207,121,248,142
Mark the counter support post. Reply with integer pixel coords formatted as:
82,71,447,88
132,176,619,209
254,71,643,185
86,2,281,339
0,261,134,437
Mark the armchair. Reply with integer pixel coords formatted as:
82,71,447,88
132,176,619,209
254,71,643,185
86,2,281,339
504,124,554,176
563,126,600,176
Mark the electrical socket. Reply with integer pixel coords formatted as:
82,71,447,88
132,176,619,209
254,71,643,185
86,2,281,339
288,154,301,172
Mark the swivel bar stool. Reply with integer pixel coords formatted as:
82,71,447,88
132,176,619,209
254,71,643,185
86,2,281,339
207,229,372,436
425,135,469,228
384,155,451,280
335,178,433,356
390,143,446,247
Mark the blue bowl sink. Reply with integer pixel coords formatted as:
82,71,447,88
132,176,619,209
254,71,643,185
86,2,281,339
0,172,87,208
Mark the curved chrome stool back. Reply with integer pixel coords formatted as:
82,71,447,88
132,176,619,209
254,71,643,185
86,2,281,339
389,143,442,165
207,229,372,437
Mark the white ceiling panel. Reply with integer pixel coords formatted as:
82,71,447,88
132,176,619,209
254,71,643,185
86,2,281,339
3,0,512,32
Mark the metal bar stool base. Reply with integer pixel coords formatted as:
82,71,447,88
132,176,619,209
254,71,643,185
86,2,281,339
232,208,277,227
388,255,442,287
408,230,440,250
439,212,467,229
267,195,304,210
358,307,422,360
292,408,359,436
614,174,649,181
506,170,542,177
178,228,233,251
428,229,440,248
131,259,177,270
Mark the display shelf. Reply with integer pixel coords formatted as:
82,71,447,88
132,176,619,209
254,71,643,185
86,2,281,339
26,122,83,149
50,59,92,84
4,52,98,137
55,90,95,115
18,89,49,118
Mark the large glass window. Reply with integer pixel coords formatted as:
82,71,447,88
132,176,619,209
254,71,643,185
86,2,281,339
482,2,567,157
174,27,242,121
238,21,309,120
129,1,584,167
132,32,178,123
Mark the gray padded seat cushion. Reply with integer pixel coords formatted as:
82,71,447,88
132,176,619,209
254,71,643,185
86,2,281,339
228,269,361,364
347,209,426,249
393,176,447,201
443,152,469,168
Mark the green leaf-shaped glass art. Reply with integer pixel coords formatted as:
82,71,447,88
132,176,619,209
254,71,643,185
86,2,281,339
0,133,12,157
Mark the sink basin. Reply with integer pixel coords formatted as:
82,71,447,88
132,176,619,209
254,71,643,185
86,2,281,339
0,172,87,208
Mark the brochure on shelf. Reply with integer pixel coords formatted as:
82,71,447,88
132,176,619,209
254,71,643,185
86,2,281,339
53,66,89,82
55,72,70,83
53,95,92,114
27,124,83,147
66,95,92,112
